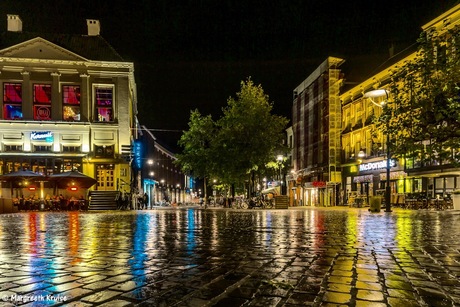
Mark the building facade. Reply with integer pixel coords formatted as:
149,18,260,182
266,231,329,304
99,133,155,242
290,4,460,207
340,4,460,206
140,126,192,206
0,16,137,200
340,52,414,207
289,57,343,207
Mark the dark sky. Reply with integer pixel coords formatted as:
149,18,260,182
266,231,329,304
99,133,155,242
1,0,459,151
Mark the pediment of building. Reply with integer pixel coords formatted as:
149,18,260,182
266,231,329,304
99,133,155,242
0,37,87,61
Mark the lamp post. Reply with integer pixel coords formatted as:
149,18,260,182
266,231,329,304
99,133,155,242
276,155,284,195
364,89,392,212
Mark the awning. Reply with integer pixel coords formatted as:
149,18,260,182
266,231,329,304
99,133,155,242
261,187,279,194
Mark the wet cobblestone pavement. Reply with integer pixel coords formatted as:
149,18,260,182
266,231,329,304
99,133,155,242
0,207,459,306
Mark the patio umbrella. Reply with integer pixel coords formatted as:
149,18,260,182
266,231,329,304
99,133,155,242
0,170,46,182
0,170,47,197
48,171,97,189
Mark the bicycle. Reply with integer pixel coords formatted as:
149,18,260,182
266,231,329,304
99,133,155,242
248,195,274,209
231,198,249,209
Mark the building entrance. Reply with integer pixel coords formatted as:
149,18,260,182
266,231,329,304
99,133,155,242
96,164,115,191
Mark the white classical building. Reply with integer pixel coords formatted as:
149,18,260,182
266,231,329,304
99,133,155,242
0,15,138,207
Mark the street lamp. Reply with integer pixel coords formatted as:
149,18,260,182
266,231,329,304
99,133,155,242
276,155,284,195
364,88,392,212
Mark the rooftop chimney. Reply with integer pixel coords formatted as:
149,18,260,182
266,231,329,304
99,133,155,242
7,14,22,32
389,44,395,58
86,19,100,36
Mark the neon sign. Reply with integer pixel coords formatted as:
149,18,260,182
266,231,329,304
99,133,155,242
359,159,396,172
31,131,53,142
133,140,143,169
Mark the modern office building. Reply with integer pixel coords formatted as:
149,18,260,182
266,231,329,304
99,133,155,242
0,15,138,203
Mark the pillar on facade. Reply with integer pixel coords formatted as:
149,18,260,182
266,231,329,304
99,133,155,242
80,73,90,121
21,71,32,119
51,72,61,120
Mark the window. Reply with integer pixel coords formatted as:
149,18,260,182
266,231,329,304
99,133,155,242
94,145,114,158
4,145,22,152
63,145,81,153
95,86,113,122
62,85,81,121
3,83,23,120
34,145,52,152
33,84,51,120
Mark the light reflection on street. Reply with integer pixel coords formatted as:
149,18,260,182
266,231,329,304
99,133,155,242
0,207,459,298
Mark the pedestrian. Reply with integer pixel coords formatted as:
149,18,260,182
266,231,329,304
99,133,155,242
143,192,149,209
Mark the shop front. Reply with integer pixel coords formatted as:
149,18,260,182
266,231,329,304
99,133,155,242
343,158,405,207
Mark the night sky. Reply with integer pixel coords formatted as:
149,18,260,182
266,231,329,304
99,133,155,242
1,0,458,151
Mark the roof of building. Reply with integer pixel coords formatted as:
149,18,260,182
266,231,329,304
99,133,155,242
0,31,124,62
339,43,418,93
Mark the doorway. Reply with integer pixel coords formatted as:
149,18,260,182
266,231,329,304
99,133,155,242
96,164,115,191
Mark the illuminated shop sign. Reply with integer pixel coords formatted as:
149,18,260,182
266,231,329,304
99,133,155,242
359,159,396,172
30,131,53,142
133,140,143,169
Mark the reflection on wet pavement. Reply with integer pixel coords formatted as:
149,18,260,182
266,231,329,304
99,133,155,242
0,208,459,306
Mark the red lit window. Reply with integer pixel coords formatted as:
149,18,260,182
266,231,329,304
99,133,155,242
34,84,51,104
3,83,23,120
33,84,52,120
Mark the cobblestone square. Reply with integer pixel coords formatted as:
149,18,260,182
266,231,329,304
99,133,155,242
0,207,459,306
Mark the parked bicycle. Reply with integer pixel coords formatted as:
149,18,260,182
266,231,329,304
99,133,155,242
231,197,249,209
248,195,274,209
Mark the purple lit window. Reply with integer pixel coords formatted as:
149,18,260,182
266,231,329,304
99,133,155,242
3,83,23,120
95,86,114,122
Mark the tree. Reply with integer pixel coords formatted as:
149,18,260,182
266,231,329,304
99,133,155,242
213,78,288,184
176,110,215,179
176,78,289,196
380,24,460,165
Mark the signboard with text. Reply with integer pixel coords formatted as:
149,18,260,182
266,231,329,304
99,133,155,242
30,131,53,142
359,159,396,172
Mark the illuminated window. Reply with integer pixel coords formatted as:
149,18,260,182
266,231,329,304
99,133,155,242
63,85,81,121
4,145,22,152
94,86,113,122
3,83,23,120
63,145,81,153
94,145,114,158
33,84,51,120
34,145,52,152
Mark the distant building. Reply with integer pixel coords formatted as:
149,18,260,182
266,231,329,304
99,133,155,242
289,57,344,207
140,126,192,206
0,15,138,202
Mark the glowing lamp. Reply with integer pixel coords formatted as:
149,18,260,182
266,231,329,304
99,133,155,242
68,187,78,191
